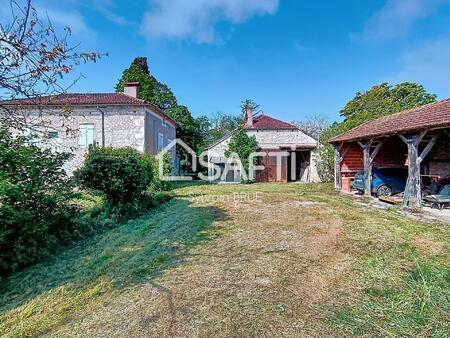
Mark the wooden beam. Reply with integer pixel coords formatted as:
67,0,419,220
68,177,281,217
358,141,372,196
418,135,438,164
370,141,384,164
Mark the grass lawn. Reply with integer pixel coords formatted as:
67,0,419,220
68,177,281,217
0,183,449,337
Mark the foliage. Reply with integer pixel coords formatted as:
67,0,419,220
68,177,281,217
204,112,243,143
225,127,258,183
75,146,155,208
0,0,103,131
0,128,80,276
240,99,262,119
317,82,437,181
116,57,207,164
293,114,330,141
115,57,177,111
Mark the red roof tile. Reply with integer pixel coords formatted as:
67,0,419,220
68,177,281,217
330,98,450,143
1,93,148,106
0,93,178,126
246,114,298,130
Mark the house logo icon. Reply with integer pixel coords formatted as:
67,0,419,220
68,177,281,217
156,139,197,181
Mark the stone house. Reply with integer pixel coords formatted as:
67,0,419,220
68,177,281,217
2,83,177,174
207,107,320,183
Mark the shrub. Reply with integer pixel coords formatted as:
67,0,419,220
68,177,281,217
75,146,157,208
0,128,80,276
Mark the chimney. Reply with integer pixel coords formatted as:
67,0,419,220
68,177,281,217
245,105,253,127
123,82,140,98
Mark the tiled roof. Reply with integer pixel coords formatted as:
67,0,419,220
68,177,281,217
246,114,298,130
0,93,148,106
0,93,178,126
329,98,450,143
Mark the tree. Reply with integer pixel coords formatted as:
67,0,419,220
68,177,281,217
240,99,261,119
115,57,178,111
0,0,102,130
293,114,330,140
340,82,436,126
206,111,243,142
225,127,258,183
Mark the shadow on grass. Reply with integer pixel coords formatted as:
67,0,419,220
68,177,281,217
0,197,227,315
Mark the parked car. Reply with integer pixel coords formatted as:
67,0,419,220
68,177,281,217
351,167,408,197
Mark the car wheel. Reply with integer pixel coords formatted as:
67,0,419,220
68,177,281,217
376,184,392,197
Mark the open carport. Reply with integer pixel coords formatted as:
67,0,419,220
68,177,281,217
329,99,450,209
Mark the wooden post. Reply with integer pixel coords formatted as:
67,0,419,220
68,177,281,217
334,144,342,190
359,142,372,196
334,143,351,191
358,140,384,196
400,132,439,209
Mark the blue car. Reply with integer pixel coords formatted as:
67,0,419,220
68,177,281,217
351,167,408,197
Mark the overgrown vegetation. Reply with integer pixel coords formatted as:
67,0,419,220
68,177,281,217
0,129,80,276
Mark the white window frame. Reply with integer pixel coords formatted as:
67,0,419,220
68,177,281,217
79,124,95,149
158,132,164,151
162,119,167,127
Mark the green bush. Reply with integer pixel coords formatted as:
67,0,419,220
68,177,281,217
0,128,80,276
75,146,159,208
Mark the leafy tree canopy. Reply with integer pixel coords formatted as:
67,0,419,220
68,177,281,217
324,82,437,142
115,57,178,111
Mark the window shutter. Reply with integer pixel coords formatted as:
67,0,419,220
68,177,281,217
79,125,87,148
86,124,94,146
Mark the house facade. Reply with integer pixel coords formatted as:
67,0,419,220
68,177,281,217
207,108,320,183
2,83,177,174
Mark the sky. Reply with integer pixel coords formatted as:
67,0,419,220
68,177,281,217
10,0,450,122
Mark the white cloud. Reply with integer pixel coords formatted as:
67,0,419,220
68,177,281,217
140,0,279,43
359,0,450,41
41,7,95,37
389,38,450,97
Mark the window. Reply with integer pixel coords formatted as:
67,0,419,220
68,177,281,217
162,119,167,127
24,127,39,146
79,124,94,148
158,132,164,151
48,131,59,139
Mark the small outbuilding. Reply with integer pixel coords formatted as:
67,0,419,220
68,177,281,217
207,107,320,183
329,99,450,209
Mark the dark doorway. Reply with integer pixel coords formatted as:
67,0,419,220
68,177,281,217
288,151,311,182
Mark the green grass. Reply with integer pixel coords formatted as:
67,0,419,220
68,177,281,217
0,183,449,337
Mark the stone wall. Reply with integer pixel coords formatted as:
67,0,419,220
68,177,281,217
13,105,175,175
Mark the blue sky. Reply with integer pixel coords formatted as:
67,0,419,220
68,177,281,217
23,0,450,122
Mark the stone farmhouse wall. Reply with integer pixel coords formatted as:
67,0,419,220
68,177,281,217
13,105,176,175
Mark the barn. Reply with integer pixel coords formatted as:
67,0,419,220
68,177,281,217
329,99,450,208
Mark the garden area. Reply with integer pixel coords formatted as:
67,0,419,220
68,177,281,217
1,182,448,337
